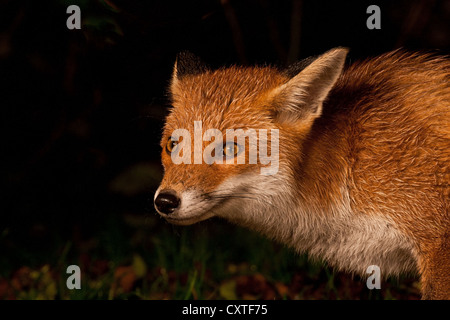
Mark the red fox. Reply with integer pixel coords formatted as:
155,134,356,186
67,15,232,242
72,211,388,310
154,48,450,299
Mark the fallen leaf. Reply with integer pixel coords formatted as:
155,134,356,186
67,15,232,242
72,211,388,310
132,254,147,279
113,266,136,294
219,280,237,300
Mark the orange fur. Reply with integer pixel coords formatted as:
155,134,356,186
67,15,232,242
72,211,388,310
157,49,450,299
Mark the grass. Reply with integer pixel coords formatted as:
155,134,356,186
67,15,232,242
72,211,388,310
0,211,422,300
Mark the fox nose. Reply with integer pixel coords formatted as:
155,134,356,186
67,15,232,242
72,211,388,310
154,189,180,215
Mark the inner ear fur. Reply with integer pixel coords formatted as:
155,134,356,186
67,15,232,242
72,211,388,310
270,47,349,125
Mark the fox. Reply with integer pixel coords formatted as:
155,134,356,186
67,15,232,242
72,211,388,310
154,48,450,299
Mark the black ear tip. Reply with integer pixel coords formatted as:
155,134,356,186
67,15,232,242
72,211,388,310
333,46,350,53
175,51,196,63
283,47,350,78
283,56,318,78
175,51,209,79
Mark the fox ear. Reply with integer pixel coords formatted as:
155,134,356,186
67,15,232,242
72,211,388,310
270,47,348,125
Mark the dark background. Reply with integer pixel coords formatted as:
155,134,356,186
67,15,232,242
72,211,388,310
0,0,449,299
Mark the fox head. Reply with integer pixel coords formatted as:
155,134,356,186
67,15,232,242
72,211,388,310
154,48,348,227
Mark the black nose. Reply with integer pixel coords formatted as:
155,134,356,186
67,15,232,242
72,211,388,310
154,189,180,215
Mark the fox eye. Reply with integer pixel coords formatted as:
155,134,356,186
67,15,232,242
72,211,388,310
166,138,178,154
223,142,240,158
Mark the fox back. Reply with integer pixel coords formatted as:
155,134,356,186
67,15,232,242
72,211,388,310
154,48,450,299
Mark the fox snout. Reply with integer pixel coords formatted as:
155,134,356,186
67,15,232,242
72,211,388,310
153,184,218,225
154,189,180,215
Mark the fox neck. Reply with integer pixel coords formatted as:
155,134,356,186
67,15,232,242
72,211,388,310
220,133,417,277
